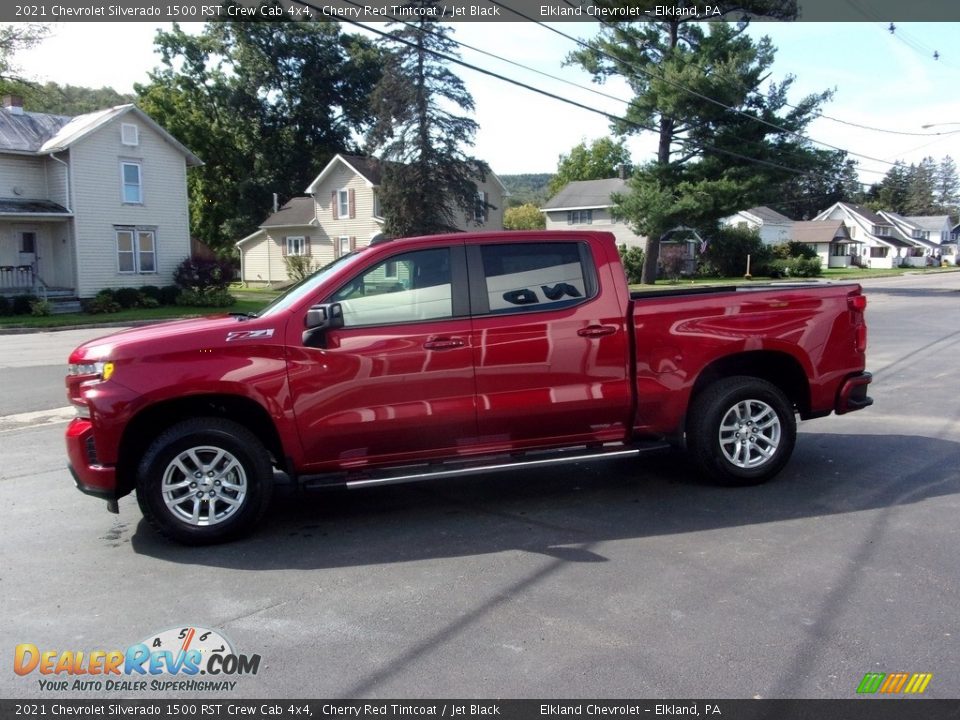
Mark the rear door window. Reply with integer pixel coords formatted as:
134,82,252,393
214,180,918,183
474,242,597,315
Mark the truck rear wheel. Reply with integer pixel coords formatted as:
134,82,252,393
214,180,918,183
136,418,273,544
687,376,796,486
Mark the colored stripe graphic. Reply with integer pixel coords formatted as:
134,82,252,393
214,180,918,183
856,672,932,694
857,673,885,694
904,673,933,694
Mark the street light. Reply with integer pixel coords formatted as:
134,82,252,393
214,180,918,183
921,122,960,130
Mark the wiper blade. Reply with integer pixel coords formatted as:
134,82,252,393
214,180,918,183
229,312,257,320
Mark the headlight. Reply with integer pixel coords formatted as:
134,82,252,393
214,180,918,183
67,361,115,381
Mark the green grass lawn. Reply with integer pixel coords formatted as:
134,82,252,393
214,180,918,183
0,299,271,330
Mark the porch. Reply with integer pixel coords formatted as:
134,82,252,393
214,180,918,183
0,215,75,299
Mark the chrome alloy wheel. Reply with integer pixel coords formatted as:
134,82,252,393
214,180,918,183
161,446,248,526
718,399,782,469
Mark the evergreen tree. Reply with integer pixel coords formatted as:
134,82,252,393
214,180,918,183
570,4,834,283
936,156,959,216
875,161,910,213
366,3,488,237
904,157,938,215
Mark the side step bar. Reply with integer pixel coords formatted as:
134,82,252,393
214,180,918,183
300,441,670,491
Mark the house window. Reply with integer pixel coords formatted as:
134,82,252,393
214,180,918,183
474,191,487,223
286,236,306,257
384,260,398,280
869,246,888,258
873,225,892,236
121,123,139,146
121,162,142,204
20,232,36,254
337,190,350,219
567,210,593,225
338,236,352,257
373,192,382,219
116,228,156,273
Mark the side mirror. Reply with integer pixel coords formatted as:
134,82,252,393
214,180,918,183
302,303,343,346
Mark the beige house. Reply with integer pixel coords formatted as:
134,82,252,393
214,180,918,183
540,178,647,249
237,153,507,285
0,96,200,300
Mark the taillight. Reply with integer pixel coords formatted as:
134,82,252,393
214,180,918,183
847,294,867,312
848,291,867,353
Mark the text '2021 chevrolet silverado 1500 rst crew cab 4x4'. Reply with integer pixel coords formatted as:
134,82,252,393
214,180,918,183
66,231,872,544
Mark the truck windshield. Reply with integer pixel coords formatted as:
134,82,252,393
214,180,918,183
253,252,363,318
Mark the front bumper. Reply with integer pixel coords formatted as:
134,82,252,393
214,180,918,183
835,371,873,415
65,418,119,501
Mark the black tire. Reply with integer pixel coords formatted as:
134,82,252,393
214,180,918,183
686,376,797,486
136,418,273,545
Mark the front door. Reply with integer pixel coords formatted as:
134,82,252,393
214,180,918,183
286,244,478,471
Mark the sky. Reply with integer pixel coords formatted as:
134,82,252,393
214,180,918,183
9,19,960,185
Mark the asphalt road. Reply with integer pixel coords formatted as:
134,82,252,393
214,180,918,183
1,273,958,700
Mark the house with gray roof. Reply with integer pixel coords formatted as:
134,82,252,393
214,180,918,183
790,220,863,268
720,206,793,245
237,153,506,284
810,202,938,268
540,178,647,249
0,95,201,301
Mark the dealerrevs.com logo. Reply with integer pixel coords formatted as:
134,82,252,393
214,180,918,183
14,626,261,692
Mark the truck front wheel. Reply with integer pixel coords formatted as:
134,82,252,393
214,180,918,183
136,418,273,544
687,376,796,486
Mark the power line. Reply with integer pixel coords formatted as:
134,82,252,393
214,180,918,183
492,0,904,170
292,1,878,191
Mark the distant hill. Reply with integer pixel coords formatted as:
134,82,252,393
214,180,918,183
500,173,554,207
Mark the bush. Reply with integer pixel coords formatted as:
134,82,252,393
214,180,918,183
140,297,161,309
175,288,236,308
701,227,772,277
114,287,142,309
772,241,817,260
618,244,645,284
83,290,121,315
283,255,316,282
159,285,180,306
0,296,10,316
770,257,822,278
138,285,163,303
30,299,52,316
174,257,234,295
12,294,35,315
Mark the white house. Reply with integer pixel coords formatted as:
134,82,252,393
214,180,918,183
237,153,507,285
0,95,201,300
540,178,646,249
790,220,862,268
810,202,931,269
720,206,793,245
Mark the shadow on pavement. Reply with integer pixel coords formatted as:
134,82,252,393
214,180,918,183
129,431,960,570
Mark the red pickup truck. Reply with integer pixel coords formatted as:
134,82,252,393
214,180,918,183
66,230,872,544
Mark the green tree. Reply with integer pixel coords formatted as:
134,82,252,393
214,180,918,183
366,2,488,237
702,226,772,278
871,161,910,213
136,13,381,252
0,24,49,91
548,137,632,196
936,156,958,216
904,157,938,216
571,5,831,284
16,82,134,115
504,203,546,230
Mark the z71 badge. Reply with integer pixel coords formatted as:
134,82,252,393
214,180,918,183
226,329,275,342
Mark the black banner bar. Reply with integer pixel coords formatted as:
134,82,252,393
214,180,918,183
3,0,960,23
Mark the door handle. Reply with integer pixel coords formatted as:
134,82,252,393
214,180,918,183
423,337,466,350
577,325,618,338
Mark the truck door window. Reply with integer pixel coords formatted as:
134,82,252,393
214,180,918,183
479,242,595,314
331,248,453,327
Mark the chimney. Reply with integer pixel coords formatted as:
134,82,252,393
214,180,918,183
3,95,24,115
273,193,279,214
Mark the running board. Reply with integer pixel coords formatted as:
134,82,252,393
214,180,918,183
300,441,670,491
